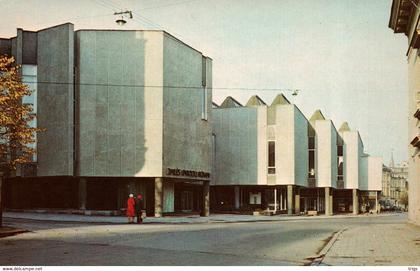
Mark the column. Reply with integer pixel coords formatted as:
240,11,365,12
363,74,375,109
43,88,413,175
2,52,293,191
78,178,87,210
274,188,278,213
201,181,210,217
295,187,300,214
375,191,379,214
329,188,333,215
154,177,163,217
352,189,359,215
280,190,283,210
325,187,331,216
287,185,294,215
234,186,240,210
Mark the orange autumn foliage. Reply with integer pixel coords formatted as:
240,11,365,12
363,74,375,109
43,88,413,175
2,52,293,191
0,55,42,172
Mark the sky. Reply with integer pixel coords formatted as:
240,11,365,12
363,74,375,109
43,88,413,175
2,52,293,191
0,0,409,165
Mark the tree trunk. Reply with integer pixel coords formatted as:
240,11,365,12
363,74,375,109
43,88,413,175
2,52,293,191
0,172,3,227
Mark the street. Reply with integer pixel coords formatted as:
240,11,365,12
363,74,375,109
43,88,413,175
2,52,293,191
1,213,418,266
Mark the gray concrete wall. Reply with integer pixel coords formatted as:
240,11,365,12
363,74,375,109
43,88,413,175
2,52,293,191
360,154,369,191
0,39,11,56
212,107,259,185
76,30,163,177
22,31,37,65
293,106,309,187
36,23,74,176
256,106,268,185
275,105,308,186
340,131,363,189
314,120,338,188
162,33,212,180
11,31,22,64
360,155,382,191
275,105,295,185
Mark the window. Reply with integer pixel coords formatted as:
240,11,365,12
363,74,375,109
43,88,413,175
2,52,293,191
337,145,344,181
308,150,315,177
337,145,343,156
249,192,261,205
308,137,315,149
308,136,315,178
22,64,37,162
268,141,275,174
201,56,208,120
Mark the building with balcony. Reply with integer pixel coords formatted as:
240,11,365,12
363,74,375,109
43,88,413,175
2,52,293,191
389,0,420,225
1,23,213,217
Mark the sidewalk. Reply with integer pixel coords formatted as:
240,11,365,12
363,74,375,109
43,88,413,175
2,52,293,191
322,219,420,265
0,226,28,238
3,211,397,225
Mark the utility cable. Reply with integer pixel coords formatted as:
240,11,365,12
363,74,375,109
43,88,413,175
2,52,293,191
19,80,298,92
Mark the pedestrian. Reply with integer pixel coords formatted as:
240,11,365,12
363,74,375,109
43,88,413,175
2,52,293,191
136,194,144,224
126,193,136,223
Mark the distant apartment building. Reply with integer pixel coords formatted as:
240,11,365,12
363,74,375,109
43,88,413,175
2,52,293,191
211,95,382,215
0,23,213,217
389,0,420,225
382,161,409,208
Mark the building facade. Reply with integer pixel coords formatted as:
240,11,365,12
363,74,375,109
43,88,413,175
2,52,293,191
211,95,383,215
382,162,409,209
389,0,420,225
1,23,213,217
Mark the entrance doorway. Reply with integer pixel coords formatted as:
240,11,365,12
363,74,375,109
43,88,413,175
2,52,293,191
180,190,193,211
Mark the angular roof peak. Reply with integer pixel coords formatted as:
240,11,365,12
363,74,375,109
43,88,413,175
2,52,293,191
220,96,243,108
339,122,351,132
246,95,266,107
309,110,325,121
270,94,291,106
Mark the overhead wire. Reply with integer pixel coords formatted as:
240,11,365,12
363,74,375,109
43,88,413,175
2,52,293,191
88,0,297,94
94,0,198,48
20,80,297,92
137,0,200,11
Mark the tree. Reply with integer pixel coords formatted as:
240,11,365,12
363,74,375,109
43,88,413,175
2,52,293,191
0,55,40,226
399,191,408,210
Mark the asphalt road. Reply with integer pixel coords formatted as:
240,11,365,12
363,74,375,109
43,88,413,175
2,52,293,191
0,214,405,266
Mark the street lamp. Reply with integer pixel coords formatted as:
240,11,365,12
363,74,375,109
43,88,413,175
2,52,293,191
114,10,133,26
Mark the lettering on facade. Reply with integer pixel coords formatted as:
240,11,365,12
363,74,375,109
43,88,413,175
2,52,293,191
166,168,210,179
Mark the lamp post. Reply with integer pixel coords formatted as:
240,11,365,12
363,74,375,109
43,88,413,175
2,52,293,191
114,10,133,26
290,89,299,104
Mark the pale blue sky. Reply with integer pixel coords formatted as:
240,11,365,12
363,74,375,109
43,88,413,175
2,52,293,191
0,0,409,164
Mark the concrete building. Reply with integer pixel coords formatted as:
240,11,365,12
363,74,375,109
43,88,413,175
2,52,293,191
389,0,420,225
211,95,383,215
338,122,383,213
1,23,213,217
211,94,308,215
303,110,338,215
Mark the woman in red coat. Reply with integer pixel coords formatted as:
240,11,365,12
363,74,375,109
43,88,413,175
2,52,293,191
126,193,136,223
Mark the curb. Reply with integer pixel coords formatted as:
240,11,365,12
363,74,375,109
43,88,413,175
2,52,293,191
0,228,29,238
309,228,346,266
3,212,398,225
